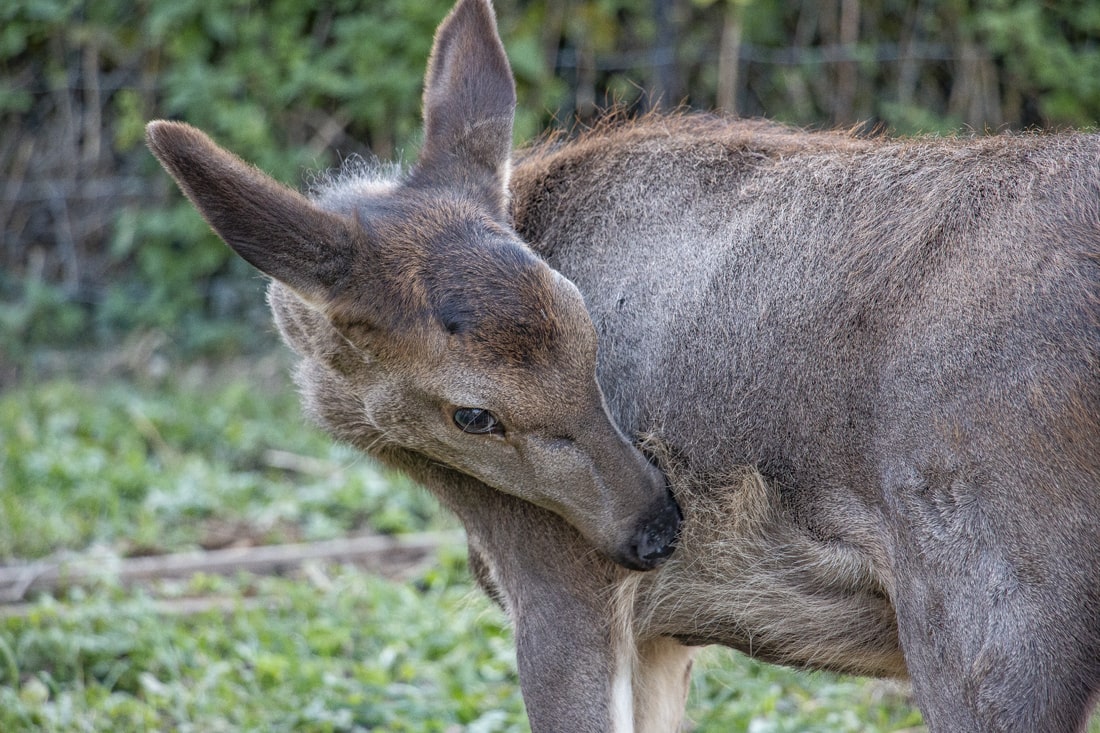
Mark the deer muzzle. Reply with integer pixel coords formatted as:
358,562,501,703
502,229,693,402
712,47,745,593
623,488,682,571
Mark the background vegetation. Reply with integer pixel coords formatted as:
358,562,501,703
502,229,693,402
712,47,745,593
2,0,1099,730
3,0,1100,364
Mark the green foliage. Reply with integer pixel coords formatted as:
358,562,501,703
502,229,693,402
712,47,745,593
976,1,1100,127
0,0,565,358
3,0,1099,357
688,650,925,732
0,570,941,732
0,278,88,356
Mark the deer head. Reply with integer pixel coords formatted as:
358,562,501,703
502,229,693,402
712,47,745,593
145,0,680,571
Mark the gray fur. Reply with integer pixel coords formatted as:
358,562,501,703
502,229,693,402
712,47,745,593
514,116,1100,729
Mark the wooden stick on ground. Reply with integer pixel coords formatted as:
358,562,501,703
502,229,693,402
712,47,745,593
0,530,464,604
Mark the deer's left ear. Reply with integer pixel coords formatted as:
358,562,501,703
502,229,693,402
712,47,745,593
416,0,516,220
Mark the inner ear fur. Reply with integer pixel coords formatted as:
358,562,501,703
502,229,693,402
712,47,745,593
268,282,374,376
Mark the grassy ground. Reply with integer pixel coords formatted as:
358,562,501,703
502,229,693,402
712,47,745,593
2,353,931,730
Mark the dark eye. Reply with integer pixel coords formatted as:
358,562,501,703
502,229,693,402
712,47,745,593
453,407,503,435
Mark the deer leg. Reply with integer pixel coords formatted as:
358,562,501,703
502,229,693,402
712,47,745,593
608,577,696,731
464,499,632,732
631,636,697,733
895,570,1098,732
391,456,639,731
887,470,1100,732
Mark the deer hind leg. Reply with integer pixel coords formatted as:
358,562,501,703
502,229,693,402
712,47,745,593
610,577,697,732
896,563,1100,732
886,464,1100,732
630,637,697,733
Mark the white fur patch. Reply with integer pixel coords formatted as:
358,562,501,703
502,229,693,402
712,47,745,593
501,157,513,198
308,154,404,210
610,645,635,733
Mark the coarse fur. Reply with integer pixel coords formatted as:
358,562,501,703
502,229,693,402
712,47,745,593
146,0,1100,730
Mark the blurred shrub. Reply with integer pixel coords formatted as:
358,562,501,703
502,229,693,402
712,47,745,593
0,0,561,362
1,0,1097,365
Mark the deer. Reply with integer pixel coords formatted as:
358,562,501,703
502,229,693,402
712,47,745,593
145,0,1100,730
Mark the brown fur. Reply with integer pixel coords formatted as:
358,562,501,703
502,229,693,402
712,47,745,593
146,1,1100,730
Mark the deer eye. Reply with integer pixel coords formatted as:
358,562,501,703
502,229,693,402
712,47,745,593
453,407,502,435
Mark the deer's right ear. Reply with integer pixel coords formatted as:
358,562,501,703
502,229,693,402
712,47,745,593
417,0,516,219
145,120,360,308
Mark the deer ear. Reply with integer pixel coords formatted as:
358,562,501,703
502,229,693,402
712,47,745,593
417,0,516,218
145,120,360,307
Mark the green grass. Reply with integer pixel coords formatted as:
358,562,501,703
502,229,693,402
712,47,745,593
1,559,526,732
0,365,445,561
0,360,936,731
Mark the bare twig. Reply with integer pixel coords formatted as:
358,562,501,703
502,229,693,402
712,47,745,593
262,448,340,477
0,594,287,619
0,531,464,603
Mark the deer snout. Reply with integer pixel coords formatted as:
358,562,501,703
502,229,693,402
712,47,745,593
624,489,682,571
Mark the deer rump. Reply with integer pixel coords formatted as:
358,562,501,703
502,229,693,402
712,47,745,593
146,0,1100,731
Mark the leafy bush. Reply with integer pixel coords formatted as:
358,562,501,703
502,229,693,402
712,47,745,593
0,0,561,360
4,0,1099,361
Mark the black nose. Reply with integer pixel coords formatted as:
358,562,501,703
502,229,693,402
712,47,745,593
630,491,682,570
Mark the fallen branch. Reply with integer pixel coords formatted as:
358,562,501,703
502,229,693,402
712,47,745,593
262,448,342,477
0,530,464,603
0,594,285,619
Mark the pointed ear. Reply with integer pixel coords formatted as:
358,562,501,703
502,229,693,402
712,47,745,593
145,120,360,307
418,0,516,218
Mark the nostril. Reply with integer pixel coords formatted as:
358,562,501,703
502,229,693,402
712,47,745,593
633,493,682,566
637,536,675,563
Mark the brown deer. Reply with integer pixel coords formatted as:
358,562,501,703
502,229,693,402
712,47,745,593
146,0,1100,730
